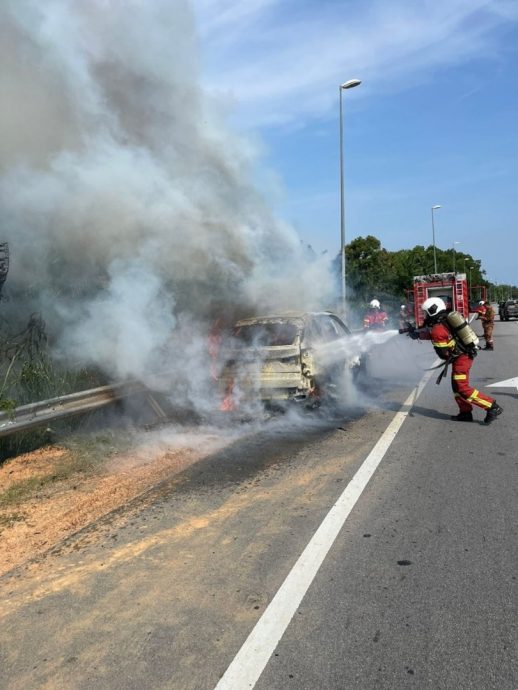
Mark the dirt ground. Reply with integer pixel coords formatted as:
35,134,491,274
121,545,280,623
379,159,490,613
0,427,230,578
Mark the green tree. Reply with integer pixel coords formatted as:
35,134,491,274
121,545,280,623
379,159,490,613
334,233,514,308
344,235,395,301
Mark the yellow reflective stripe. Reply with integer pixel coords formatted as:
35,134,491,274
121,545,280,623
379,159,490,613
467,389,479,401
453,374,467,380
472,396,493,409
433,339,455,348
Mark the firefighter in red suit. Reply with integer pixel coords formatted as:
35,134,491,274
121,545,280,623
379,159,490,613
474,299,485,312
363,299,388,330
409,297,502,424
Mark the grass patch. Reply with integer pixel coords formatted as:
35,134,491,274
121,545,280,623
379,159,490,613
0,428,55,465
0,469,75,507
0,429,137,509
0,475,54,507
0,511,26,532
58,429,137,477
60,430,135,467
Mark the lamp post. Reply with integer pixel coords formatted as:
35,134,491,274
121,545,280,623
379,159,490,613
339,78,361,314
431,205,442,273
453,241,460,274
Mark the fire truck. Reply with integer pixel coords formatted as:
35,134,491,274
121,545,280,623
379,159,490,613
406,272,472,324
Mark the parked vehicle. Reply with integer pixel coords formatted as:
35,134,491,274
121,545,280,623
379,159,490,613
499,300,518,321
219,311,362,409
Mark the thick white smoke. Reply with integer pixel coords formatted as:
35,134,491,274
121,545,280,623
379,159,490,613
0,0,335,403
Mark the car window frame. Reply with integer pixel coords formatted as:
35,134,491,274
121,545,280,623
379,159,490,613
303,317,324,347
315,315,344,343
328,315,351,337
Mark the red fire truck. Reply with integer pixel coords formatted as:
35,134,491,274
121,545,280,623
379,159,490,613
406,272,470,324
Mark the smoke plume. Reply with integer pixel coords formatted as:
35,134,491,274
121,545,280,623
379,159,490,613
0,0,335,405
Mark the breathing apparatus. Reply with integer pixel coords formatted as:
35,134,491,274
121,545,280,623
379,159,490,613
444,311,479,354
421,297,479,355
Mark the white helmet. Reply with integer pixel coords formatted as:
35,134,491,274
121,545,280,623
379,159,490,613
422,297,446,318
369,299,380,309
400,305,406,309
479,300,485,305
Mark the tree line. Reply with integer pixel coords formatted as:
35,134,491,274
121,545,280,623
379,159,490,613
332,235,516,307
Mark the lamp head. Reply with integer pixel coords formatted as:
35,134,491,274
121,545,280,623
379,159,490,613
341,79,362,89
432,205,442,210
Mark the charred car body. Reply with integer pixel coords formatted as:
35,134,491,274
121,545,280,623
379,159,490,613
219,311,362,409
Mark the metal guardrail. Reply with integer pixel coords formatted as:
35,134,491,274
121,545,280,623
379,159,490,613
0,381,147,438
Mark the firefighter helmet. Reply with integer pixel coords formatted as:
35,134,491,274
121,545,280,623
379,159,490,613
369,299,380,309
479,300,485,306
422,297,446,318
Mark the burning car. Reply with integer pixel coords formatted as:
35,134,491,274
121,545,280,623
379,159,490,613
218,311,362,410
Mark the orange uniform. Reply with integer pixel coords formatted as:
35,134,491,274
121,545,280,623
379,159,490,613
363,309,388,330
479,303,495,349
420,320,495,414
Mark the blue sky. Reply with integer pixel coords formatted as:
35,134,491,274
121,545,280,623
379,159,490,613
193,0,518,285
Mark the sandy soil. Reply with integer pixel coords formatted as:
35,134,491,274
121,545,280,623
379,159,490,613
0,429,230,578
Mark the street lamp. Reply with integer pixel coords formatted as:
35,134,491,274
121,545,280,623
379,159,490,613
431,205,442,273
453,241,460,274
339,78,361,314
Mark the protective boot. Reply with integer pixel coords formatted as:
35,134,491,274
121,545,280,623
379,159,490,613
483,345,494,350
450,411,473,422
484,402,503,425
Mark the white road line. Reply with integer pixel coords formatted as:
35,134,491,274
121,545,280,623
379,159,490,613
214,368,435,690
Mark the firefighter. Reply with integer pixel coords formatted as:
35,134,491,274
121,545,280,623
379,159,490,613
479,300,495,350
475,300,486,316
407,297,502,424
363,299,388,330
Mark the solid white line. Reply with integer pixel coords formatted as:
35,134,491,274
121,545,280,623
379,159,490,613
214,368,435,690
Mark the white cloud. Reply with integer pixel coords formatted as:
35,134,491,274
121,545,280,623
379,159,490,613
193,0,518,128
193,0,277,36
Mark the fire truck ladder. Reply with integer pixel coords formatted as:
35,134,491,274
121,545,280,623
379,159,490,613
454,275,468,318
414,283,428,320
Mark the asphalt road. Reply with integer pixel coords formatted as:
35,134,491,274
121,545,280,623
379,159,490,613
0,322,517,690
